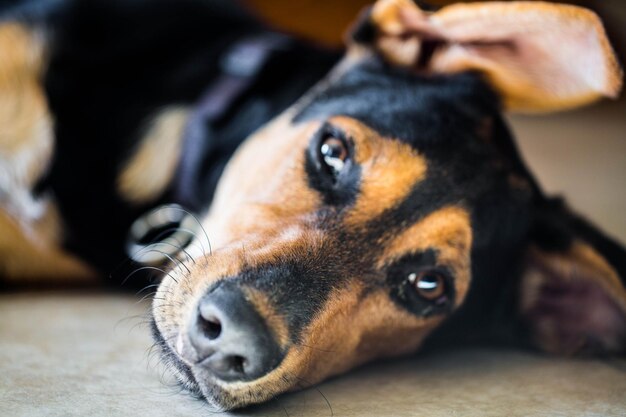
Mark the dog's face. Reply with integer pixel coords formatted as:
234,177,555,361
152,0,626,410
154,66,493,406
153,75,482,408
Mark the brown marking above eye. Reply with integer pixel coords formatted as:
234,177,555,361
326,116,428,225
379,206,473,307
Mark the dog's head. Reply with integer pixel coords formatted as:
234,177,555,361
152,0,626,409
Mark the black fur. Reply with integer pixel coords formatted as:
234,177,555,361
294,58,500,147
3,0,338,282
312,64,534,348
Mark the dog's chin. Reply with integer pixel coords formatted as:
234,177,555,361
149,318,279,410
149,319,203,395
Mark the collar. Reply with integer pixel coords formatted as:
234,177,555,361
173,32,291,209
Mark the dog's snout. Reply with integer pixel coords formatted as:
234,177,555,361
187,283,282,382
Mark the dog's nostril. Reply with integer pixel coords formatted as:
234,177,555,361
187,283,283,381
232,355,246,374
210,354,246,375
199,315,222,340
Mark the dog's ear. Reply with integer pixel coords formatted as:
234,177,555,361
518,199,626,355
356,0,623,112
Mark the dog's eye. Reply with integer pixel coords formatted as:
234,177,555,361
320,135,348,177
408,271,446,301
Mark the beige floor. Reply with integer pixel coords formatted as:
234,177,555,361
2,56,626,417
1,291,626,417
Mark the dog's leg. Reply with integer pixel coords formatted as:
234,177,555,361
117,107,189,205
0,23,51,218
0,22,95,284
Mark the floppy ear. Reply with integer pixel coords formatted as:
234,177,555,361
359,0,623,112
519,199,626,355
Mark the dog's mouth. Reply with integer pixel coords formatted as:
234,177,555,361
149,318,204,398
151,287,293,411
149,279,441,410
150,317,247,409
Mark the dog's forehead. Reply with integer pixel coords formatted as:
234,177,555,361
293,58,500,148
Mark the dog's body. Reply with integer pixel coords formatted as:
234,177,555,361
0,0,339,282
1,0,626,411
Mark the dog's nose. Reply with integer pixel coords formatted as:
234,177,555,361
187,283,282,381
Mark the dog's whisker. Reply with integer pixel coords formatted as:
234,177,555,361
113,313,148,333
291,375,334,417
143,237,196,265
141,248,192,275
127,317,156,334
135,283,161,296
154,302,186,310
122,265,177,286
138,227,201,260
107,241,183,283
134,292,162,306
157,204,213,257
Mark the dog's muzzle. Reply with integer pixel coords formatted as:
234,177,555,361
178,280,283,382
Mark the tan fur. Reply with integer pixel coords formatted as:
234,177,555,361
244,285,441,402
433,2,623,111
0,24,53,217
158,265,443,409
379,206,473,307
0,201,95,283
195,111,322,251
117,107,189,204
331,116,428,225
241,288,291,349
372,0,422,36
370,0,429,67
368,0,623,113
0,24,95,283
153,113,469,408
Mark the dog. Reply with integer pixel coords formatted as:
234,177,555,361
1,0,625,411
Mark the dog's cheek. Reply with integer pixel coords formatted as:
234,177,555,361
284,286,440,387
198,116,322,249
200,285,435,408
